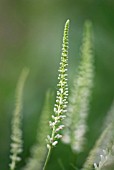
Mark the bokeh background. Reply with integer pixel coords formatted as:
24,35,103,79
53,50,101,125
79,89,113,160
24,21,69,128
0,0,114,169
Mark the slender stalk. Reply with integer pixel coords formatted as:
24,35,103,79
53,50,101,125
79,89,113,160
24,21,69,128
43,148,52,170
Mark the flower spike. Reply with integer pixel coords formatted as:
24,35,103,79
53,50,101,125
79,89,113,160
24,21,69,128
47,19,70,149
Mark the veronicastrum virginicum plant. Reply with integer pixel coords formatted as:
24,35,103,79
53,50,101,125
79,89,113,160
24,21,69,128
9,68,29,170
8,19,114,170
22,90,53,170
62,21,94,153
82,101,114,170
43,19,70,170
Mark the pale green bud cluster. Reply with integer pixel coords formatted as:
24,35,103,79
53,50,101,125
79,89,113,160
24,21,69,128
94,149,109,170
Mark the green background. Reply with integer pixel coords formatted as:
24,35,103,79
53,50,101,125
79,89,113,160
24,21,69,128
0,0,114,169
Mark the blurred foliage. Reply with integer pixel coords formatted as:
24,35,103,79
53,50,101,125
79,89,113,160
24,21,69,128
0,0,114,170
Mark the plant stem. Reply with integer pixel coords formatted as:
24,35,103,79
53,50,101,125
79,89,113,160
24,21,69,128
43,147,52,170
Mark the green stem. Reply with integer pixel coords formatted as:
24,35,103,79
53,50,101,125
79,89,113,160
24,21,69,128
43,147,52,170
43,125,56,170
